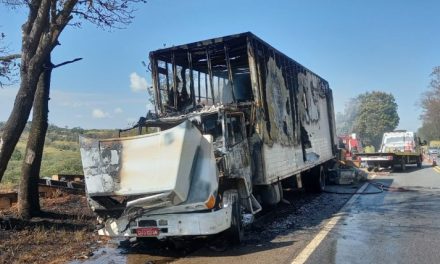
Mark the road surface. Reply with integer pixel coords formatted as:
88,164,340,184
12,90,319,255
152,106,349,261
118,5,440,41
305,164,440,264
76,164,440,264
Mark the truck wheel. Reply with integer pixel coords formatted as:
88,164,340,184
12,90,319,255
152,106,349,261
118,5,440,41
401,158,406,171
260,182,282,207
302,165,326,193
228,193,244,244
417,159,422,168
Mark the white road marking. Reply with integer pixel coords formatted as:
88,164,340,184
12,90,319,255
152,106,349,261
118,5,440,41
291,182,370,264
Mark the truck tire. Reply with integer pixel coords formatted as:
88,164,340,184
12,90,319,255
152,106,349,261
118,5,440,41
260,182,282,207
417,157,422,168
401,158,406,171
302,165,326,193
227,192,244,244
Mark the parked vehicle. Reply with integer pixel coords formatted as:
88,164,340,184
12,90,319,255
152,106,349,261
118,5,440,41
338,133,363,159
432,155,438,166
356,131,424,171
79,32,337,242
428,148,439,155
429,140,440,149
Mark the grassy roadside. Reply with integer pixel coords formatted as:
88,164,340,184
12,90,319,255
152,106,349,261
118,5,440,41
0,194,106,264
0,122,118,187
0,123,119,263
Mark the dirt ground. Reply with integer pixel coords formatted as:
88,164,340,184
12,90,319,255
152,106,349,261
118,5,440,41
0,194,104,264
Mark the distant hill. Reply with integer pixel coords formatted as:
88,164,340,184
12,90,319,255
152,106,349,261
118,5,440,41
0,122,119,186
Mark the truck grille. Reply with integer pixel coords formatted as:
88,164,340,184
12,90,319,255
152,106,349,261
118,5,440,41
138,220,157,227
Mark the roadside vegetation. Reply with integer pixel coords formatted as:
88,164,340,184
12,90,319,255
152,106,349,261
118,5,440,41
0,122,118,187
0,194,103,264
418,66,440,141
336,66,440,148
0,123,117,263
336,91,400,148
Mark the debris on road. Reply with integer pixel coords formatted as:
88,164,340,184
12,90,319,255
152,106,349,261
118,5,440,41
0,174,84,210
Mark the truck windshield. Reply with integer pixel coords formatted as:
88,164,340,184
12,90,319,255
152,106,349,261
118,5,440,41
384,137,405,144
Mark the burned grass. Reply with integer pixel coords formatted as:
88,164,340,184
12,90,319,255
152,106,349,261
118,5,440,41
0,194,105,264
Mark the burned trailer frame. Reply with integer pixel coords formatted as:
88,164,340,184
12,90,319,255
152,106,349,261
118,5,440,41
149,34,254,114
80,32,337,241
149,32,337,192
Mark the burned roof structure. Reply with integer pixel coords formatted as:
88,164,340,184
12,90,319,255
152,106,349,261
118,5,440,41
149,32,330,117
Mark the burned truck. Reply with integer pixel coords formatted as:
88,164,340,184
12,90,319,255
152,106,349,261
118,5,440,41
79,32,337,242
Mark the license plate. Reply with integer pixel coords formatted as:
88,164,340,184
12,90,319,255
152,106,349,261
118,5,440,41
136,227,160,237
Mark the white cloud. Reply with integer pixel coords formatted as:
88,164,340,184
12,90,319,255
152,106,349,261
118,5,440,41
130,72,149,92
92,109,109,119
114,107,123,114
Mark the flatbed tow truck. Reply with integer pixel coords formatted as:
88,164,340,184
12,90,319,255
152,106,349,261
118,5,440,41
356,131,424,171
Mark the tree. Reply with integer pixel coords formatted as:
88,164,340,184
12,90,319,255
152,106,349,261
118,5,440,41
1,0,145,218
0,0,145,181
18,55,52,218
18,56,82,218
419,66,440,141
352,91,400,148
0,33,20,86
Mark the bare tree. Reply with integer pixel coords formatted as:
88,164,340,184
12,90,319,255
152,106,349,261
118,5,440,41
18,56,51,218
0,33,20,87
18,56,82,218
1,0,145,218
0,0,145,182
419,66,440,141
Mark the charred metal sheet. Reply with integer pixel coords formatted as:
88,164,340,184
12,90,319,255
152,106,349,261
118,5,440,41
145,134,219,215
80,121,204,205
264,56,294,146
80,119,220,216
240,34,335,183
298,71,324,125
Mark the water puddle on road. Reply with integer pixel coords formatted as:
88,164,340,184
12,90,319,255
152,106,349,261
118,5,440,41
69,240,180,264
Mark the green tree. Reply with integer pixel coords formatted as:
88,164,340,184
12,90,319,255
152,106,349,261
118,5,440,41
352,91,400,148
418,66,440,141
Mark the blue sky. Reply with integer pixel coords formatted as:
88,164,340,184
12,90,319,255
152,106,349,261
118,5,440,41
1,0,439,130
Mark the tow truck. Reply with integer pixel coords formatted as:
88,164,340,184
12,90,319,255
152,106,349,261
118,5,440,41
356,131,424,171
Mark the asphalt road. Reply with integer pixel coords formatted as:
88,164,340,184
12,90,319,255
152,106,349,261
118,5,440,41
306,164,440,264
76,164,440,264
77,182,357,264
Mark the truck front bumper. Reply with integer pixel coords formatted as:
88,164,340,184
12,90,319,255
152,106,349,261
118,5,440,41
98,206,232,239
359,156,393,161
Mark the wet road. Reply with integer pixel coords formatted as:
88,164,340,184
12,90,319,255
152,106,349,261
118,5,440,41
306,164,440,264
76,183,358,264
74,164,440,264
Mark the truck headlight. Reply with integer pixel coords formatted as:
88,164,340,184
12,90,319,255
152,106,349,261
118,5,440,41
158,219,168,226
205,194,216,209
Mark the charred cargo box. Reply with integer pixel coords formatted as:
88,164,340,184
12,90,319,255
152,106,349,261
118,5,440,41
80,32,337,240
149,32,337,186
